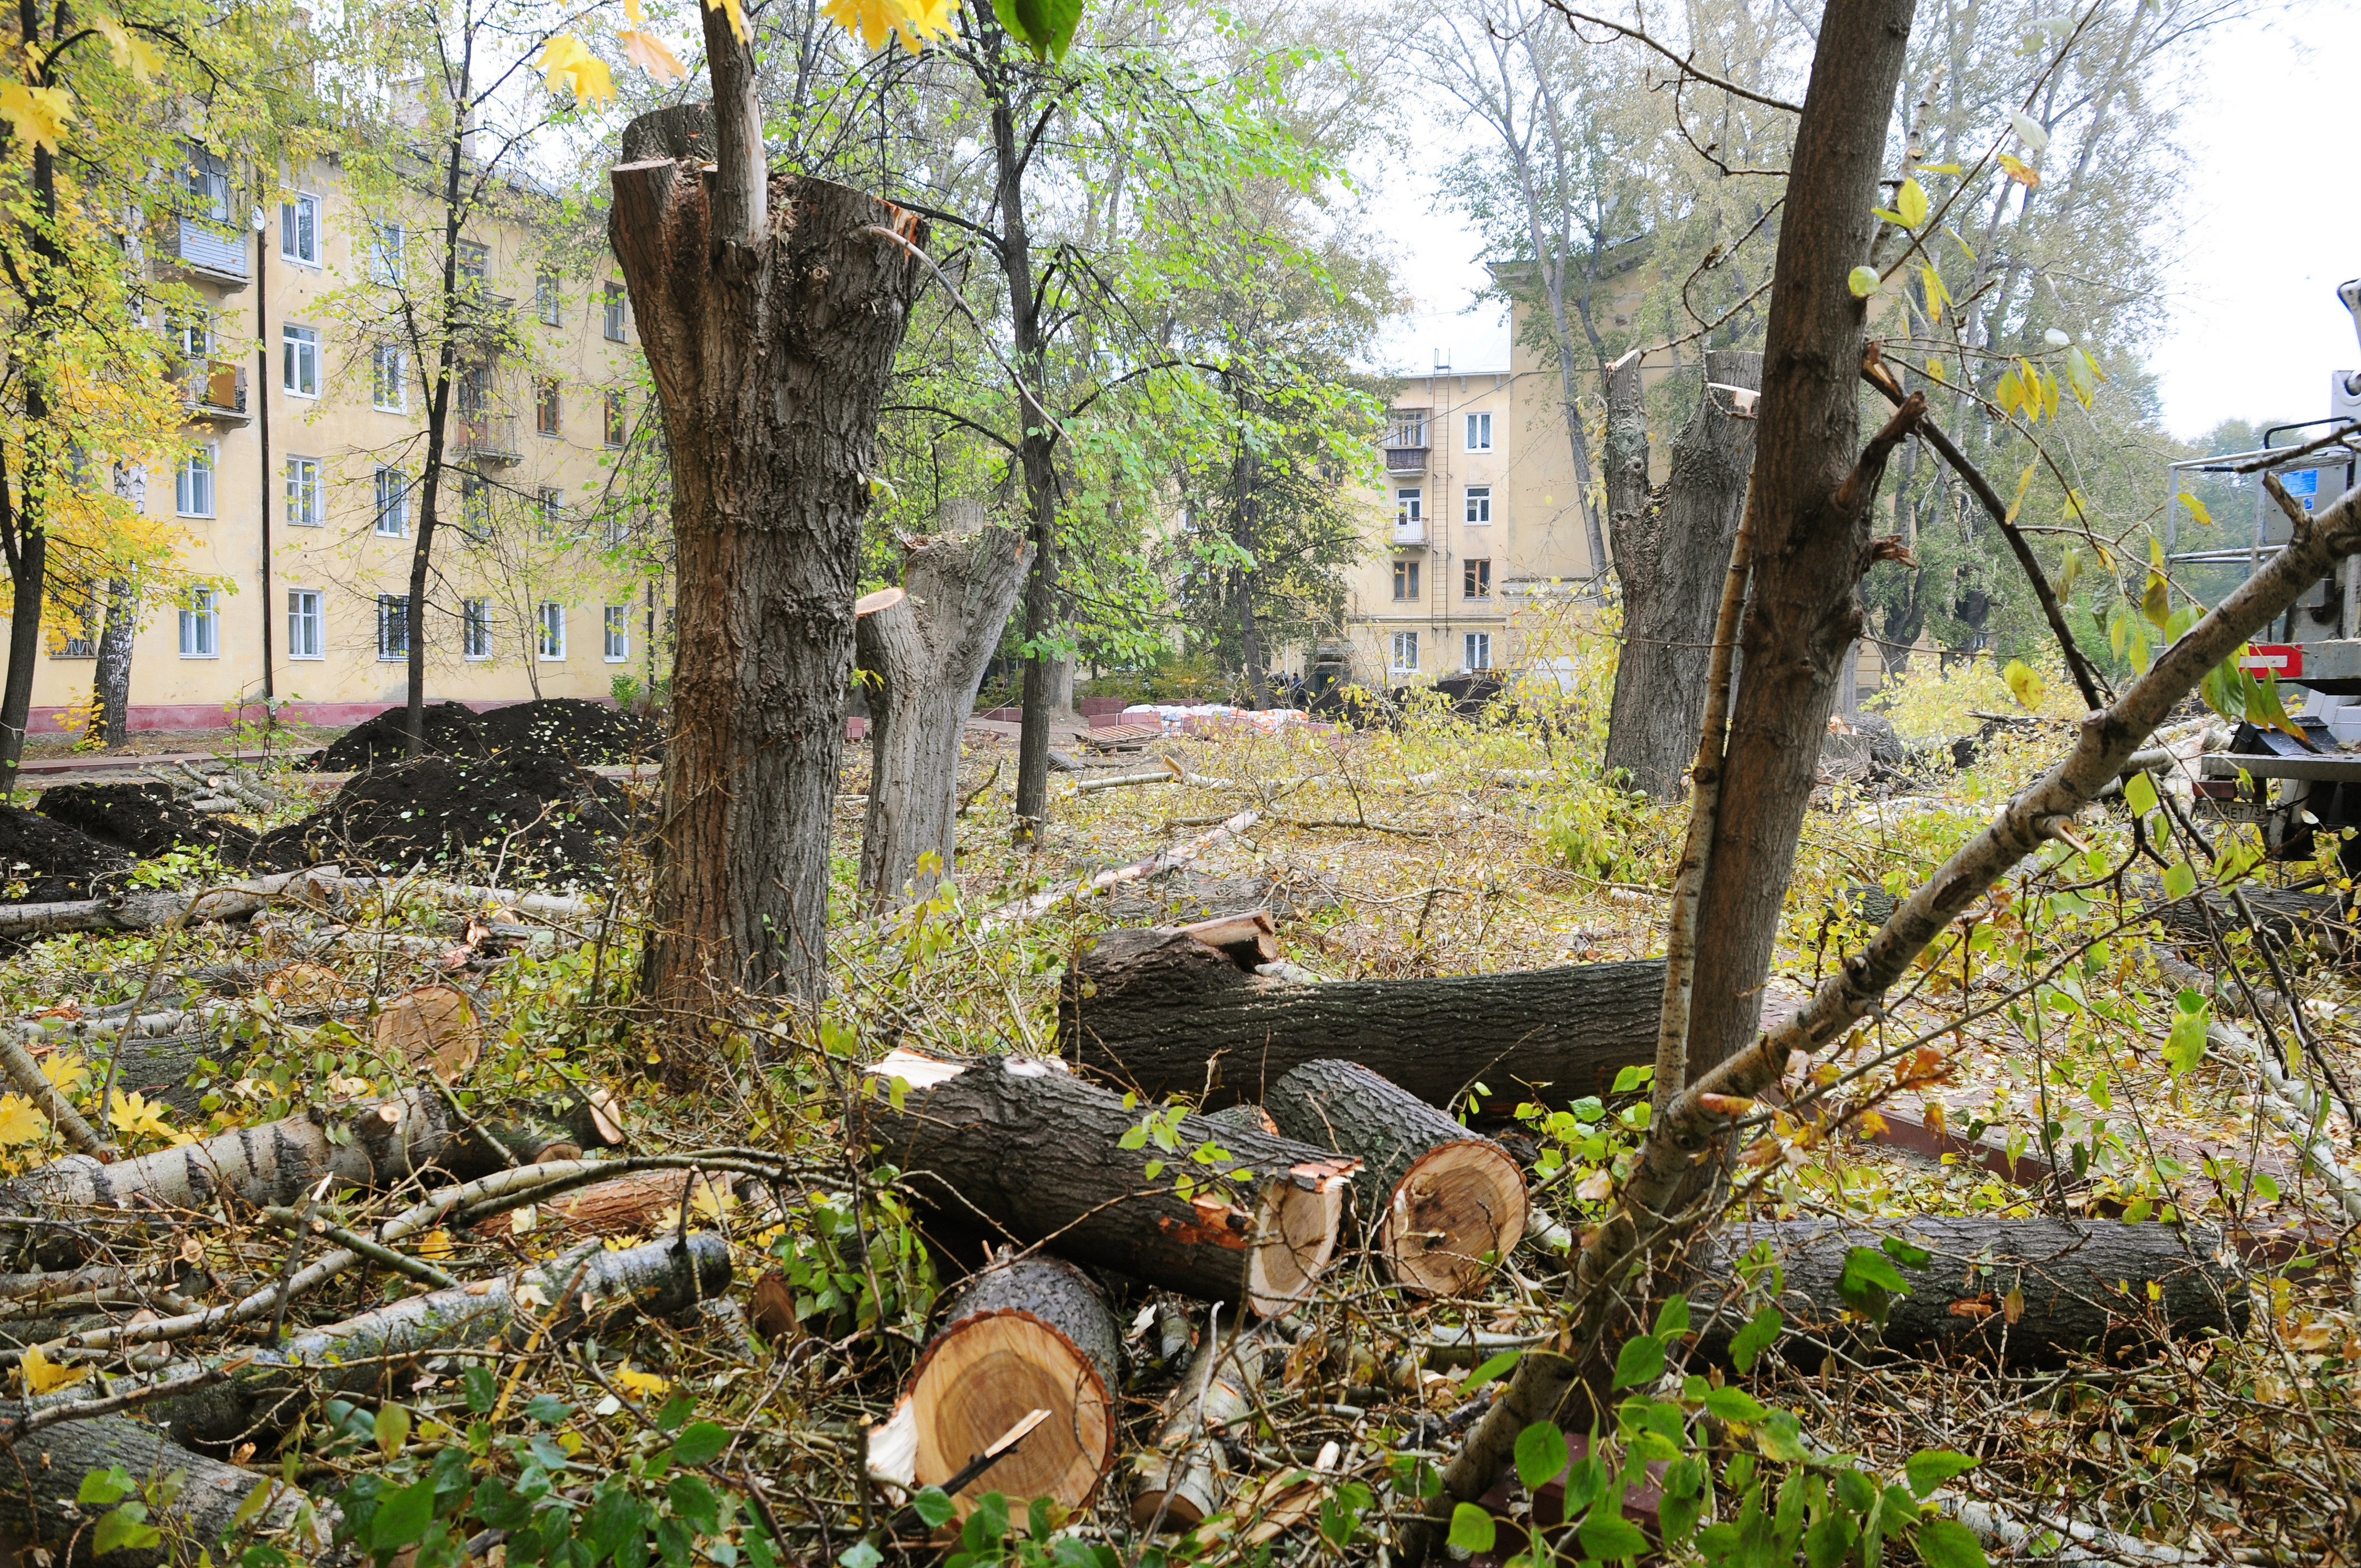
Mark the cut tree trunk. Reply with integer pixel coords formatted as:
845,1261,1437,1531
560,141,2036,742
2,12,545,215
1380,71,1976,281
610,94,927,1048
867,1255,1120,1518
1133,1315,1283,1529
858,1050,1356,1316
856,516,1032,907
1603,352,1762,799
1060,925,1662,1109
1687,1217,2243,1365
1261,1059,1526,1298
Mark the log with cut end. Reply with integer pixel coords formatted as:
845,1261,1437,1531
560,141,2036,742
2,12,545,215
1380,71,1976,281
469,1167,735,1239
1133,1315,1283,1530
1061,927,1662,1109
859,1050,1356,1316
1262,1060,1527,1297
869,1256,1120,1517
1685,1217,2245,1365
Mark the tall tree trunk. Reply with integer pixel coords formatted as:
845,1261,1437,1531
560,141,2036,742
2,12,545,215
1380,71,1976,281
1680,0,1919,1085
1603,352,1762,797
405,62,474,759
1234,442,1273,707
95,577,136,748
612,72,926,1058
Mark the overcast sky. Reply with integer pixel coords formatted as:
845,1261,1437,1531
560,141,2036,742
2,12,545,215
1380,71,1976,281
1359,0,2361,442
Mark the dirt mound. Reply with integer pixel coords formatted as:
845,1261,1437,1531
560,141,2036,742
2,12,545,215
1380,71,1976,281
305,703,491,772
479,698,657,765
0,807,134,902
36,782,282,869
261,754,631,884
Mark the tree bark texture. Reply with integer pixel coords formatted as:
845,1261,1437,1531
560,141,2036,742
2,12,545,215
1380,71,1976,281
1682,0,1921,1084
858,1052,1356,1316
856,522,1032,908
894,1255,1120,1516
1133,1317,1283,1529
1261,1059,1527,1298
1603,352,1763,799
94,578,135,749
1059,927,1662,1109
610,101,927,1033
1687,1218,2243,1366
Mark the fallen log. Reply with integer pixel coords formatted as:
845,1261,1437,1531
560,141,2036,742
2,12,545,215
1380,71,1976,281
0,866,347,939
980,809,1261,928
469,1168,737,1239
1685,1217,2244,1366
1060,925,1661,1109
1133,1315,1283,1530
867,1255,1119,1518
1261,1060,1526,1297
860,1050,1356,1316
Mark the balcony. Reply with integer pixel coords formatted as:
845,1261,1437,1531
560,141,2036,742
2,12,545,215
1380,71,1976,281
1392,516,1427,547
455,412,521,465
173,217,249,288
1385,445,1428,474
182,359,249,423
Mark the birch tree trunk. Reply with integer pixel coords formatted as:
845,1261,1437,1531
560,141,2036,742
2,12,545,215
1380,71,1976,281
95,576,137,748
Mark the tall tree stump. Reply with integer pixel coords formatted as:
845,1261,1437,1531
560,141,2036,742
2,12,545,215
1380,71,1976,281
870,1255,1120,1518
856,513,1032,907
610,101,928,1055
859,1050,1354,1315
1263,1060,1526,1296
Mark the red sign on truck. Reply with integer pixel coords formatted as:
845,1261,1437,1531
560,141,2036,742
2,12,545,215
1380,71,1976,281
2241,644,2305,678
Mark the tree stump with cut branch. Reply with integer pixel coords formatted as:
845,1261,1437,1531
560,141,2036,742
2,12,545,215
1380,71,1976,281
1263,1060,1527,1297
858,1050,1355,1316
1059,924,1662,1109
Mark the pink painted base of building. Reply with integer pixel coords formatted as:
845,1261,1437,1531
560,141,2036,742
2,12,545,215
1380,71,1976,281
25,698,585,735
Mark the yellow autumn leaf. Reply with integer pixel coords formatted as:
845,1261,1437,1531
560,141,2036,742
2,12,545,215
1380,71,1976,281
536,36,616,105
0,1096,47,1147
2178,490,2213,528
1996,151,2041,188
417,1228,455,1261
621,30,688,84
2003,658,2045,712
40,1052,87,1095
613,1363,670,1397
0,81,74,154
821,0,958,53
1894,176,1929,228
20,1344,90,1396
106,1090,173,1140
706,0,749,44
91,15,160,81
1919,262,1948,324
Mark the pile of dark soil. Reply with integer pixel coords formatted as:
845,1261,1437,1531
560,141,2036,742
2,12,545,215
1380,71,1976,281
305,703,491,772
0,808,133,902
36,783,291,870
262,753,634,884
480,698,658,765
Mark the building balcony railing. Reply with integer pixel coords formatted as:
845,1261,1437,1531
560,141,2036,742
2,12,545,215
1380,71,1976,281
1392,518,1427,547
174,217,250,287
1385,446,1428,473
182,358,249,423
456,412,521,465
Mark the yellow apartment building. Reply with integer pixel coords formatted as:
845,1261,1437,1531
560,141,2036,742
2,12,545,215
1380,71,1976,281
25,144,651,738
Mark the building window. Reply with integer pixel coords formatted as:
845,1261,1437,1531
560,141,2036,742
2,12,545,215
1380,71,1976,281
377,594,409,660
537,486,563,538
287,589,323,659
286,456,324,526
456,239,488,285
372,344,406,411
1395,488,1422,525
603,605,629,661
280,193,319,265
282,324,319,398
1465,631,1492,671
373,466,408,537
173,311,212,358
1389,411,1427,448
1390,630,1419,672
179,148,229,222
456,362,490,420
536,270,561,325
1465,411,1492,451
179,589,220,658
603,390,626,449
463,598,492,660
535,379,561,437
603,281,627,342
1465,484,1492,525
175,445,215,518
368,220,405,286
1392,559,1420,601
50,581,97,657
538,601,565,660
1464,558,1492,598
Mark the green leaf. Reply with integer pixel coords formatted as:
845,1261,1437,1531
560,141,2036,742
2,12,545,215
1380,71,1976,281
839,1544,884,1568
2162,861,2197,900
77,1467,133,1507
671,1420,730,1468
370,1477,437,1553
524,1392,572,1424
1840,1245,1911,1325
2124,771,2158,816
1848,266,1881,298
991,0,1084,62
229,1480,275,1533
375,1401,411,1461
93,1506,163,1556
1894,177,1929,227
1117,1123,1149,1151
1612,1333,1665,1390
1756,1409,1811,1464
1653,1292,1691,1340
1880,1236,1932,1269
1914,1517,1992,1568
1805,1511,1860,1568
657,1392,697,1432
1514,1422,1569,1490
1462,1348,1521,1390
1701,1385,1769,1423
1731,1305,1783,1372
1576,1509,1650,1560
462,1365,499,1413
913,1488,956,1529
1446,1502,1497,1554
2166,1003,2211,1075
1905,1450,1978,1498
